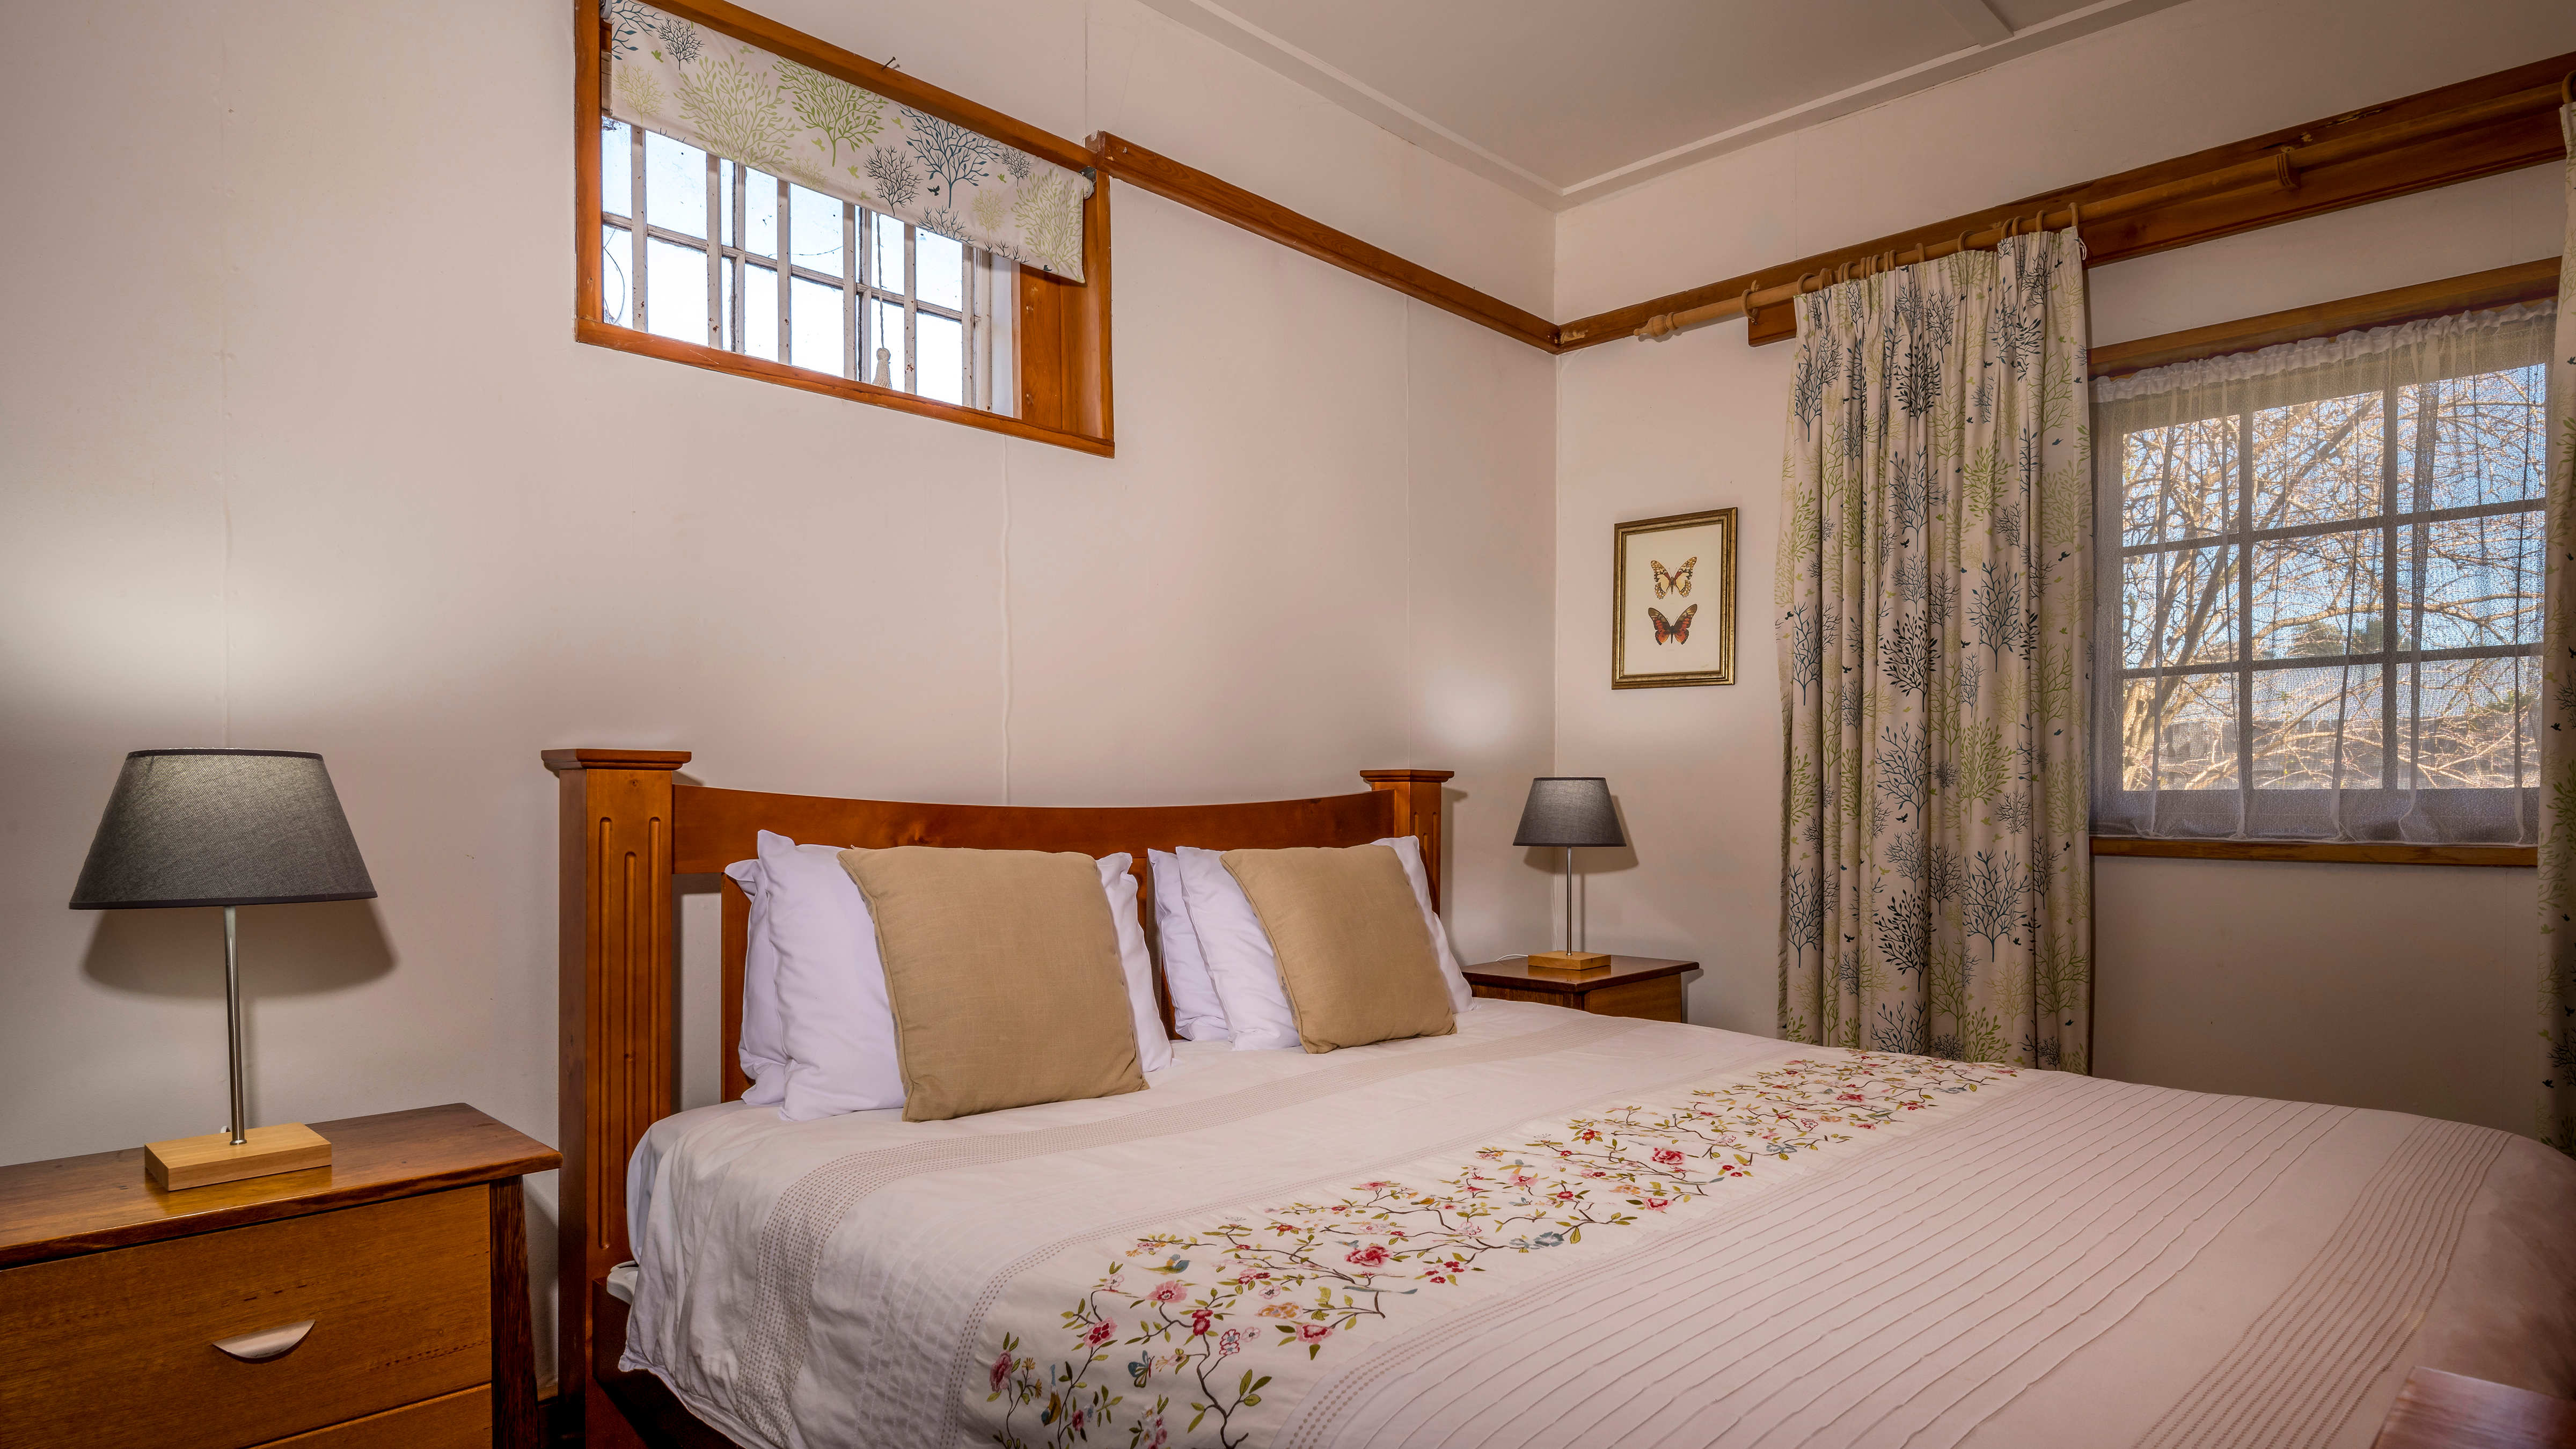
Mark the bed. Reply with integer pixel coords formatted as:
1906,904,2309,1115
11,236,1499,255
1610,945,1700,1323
546,749,2576,1448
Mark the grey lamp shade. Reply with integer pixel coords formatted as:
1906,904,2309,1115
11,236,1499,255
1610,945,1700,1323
69,750,376,909
1511,777,1626,848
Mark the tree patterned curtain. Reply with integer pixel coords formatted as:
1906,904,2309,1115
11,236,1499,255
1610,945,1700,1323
1777,229,2093,1071
2538,100,2576,1151
601,0,1093,281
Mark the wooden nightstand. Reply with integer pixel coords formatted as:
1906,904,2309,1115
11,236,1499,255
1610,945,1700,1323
1465,955,1698,1021
0,1103,558,1449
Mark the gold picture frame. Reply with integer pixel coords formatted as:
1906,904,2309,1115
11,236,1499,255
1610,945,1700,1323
1613,508,1736,688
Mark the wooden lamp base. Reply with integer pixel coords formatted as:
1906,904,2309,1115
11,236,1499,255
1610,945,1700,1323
145,1123,332,1191
1527,950,1613,974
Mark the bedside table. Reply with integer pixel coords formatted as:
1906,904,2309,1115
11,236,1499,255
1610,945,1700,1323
1465,955,1699,1022
0,1103,558,1449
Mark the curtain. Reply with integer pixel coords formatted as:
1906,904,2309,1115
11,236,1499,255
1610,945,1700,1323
2092,305,2554,844
601,1,1093,281
1777,229,2092,1071
2539,99,2576,1151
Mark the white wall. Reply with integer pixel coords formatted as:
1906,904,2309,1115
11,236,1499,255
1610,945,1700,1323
0,0,1557,1386
1550,0,2573,1128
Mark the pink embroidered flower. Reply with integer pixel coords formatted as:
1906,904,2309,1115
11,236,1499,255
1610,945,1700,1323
1641,1196,1672,1212
990,1352,1013,1393
1218,1329,1243,1356
1345,1244,1387,1268
1652,1147,1685,1166
1188,1309,1213,1337
1297,1323,1333,1345
1549,1188,1578,1203
1508,1172,1535,1188
1576,1128,1600,1141
1839,1091,1867,1102
1070,1407,1087,1432
1359,1179,1395,1190
1086,1319,1117,1348
1148,1280,1188,1304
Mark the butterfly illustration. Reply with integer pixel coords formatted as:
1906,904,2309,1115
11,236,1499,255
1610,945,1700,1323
1650,557,1697,598
1648,604,1697,644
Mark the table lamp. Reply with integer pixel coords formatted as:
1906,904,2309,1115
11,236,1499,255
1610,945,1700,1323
1513,776,1625,973
70,749,376,1190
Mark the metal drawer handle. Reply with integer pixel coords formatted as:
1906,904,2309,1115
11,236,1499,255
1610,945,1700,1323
213,1319,315,1363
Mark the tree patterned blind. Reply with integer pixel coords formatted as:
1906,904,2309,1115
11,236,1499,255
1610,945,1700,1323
601,1,1092,282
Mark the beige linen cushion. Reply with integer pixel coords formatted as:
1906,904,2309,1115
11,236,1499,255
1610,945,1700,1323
1219,844,1456,1052
839,846,1146,1122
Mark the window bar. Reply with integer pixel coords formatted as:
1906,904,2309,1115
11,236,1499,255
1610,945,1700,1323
2380,385,2401,791
775,175,792,369
903,223,920,393
704,153,723,348
965,247,981,406
630,124,649,337
2235,410,2254,811
2404,380,2437,791
843,202,861,382
729,162,747,354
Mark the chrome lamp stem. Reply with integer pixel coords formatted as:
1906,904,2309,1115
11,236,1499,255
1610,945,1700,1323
223,904,247,1146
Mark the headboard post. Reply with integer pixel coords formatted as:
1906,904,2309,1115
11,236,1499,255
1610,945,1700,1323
543,746,690,1440
1361,770,1456,911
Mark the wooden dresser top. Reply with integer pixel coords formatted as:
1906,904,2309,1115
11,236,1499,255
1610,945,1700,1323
0,1103,558,1269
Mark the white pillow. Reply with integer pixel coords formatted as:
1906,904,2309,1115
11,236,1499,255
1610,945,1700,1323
720,857,789,1106
1147,849,1231,1041
1372,835,1474,1014
762,830,907,1121
1173,846,1303,1051
1097,854,1173,1073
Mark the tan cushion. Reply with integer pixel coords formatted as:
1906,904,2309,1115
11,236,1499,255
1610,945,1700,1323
839,846,1146,1122
1219,844,1455,1053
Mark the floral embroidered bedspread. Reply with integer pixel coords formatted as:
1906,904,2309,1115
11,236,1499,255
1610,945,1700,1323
979,1052,2011,1449
619,1000,2574,1449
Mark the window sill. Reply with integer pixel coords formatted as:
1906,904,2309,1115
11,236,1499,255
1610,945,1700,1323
574,319,1113,457
2090,837,2535,867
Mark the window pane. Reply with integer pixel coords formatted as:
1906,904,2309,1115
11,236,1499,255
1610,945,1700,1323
917,229,964,310
2251,664,2381,789
645,238,708,343
719,160,735,247
601,225,632,327
917,312,962,405
2253,528,2382,660
742,170,779,258
2403,657,2535,789
2119,675,2240,792
601,121,632,217
2123,545,2237,670
643,130,707,239
868,298,902,386
2120,418,2234,548
871,213,905,292
789,276,842,374
740,264,778,361
2252,390,2381,529
790,186,843,277
2400,366,2549,513
2407,508,2543,652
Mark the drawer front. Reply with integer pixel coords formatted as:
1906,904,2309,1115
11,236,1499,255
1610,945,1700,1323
255,1386,492,1448
0,1187,489,1449
1583,977,1686,1021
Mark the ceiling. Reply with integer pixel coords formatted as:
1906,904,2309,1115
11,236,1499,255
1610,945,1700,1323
1131,0,2192,208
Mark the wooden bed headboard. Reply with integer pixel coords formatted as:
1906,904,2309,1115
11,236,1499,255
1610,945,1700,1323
541,747,1450,1432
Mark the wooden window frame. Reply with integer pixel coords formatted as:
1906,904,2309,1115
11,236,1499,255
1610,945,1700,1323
572,0,1113,456
2088,260,2558,869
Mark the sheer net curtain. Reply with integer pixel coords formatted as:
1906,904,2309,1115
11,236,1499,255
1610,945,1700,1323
2093,303,2555,844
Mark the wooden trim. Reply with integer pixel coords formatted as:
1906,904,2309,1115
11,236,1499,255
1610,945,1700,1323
489,1179,544,1449
642,0,1091,173
718,876,751,1106
574,0,602,327
1557,50,2576,352
1088,133,1559,354
1014,178,1115,441
573,319,1115,457
2089,257,2561,377
1360,770,1456,911
2091,836,2536,867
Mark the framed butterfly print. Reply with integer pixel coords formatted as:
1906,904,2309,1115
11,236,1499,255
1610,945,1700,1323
1612,508,1736,689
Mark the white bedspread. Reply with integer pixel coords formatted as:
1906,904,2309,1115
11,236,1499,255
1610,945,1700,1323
622,1001,2576,1448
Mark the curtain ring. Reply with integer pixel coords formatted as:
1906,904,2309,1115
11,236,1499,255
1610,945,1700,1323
2067,199,2081,232
2562,69,2573,105
1954,229,1972,255
1737,280,1758,317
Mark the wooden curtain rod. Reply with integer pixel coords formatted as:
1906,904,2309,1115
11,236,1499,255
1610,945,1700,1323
1631,76,2571,343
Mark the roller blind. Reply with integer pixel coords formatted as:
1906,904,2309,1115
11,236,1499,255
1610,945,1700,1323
601,1,1092,282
